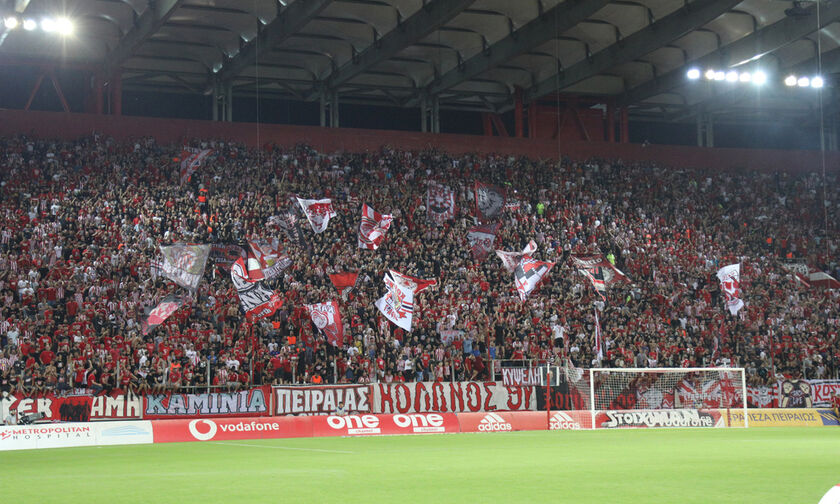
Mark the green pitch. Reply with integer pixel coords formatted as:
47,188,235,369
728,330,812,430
1,428,837,503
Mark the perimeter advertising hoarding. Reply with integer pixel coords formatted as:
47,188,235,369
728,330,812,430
457,410,592,433
0,421,153,451
594,409,724,429
152,416,310,443
310,413,460,437
371,382,536,414
727,408,839,427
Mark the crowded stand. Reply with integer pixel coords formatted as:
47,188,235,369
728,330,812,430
0,133,838,401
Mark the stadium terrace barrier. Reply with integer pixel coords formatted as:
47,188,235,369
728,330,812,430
0,421,153,451
727,409,839,427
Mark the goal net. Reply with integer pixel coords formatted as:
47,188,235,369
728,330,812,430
589,368,747,428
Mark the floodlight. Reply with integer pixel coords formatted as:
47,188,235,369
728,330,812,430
686,68,701,80
784,75,797,86
41,18,56,32
798,77,810,87
752,71,767,85
55,17,73,35
705,69,716,80
714,71,725,81
726,71,738,82
4,16,18,30
22,18,36,31
811,76,824,89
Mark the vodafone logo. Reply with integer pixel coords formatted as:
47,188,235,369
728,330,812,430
327,415,381,435
549,412,582,430
478,413,512,432
393,413,445,433
188,419,218,441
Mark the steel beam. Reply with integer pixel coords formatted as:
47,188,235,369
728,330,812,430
421,0,611,99
315,0,476,95
214,0,333,84
104,0,186,76
620,0,840,107
521,0,742,107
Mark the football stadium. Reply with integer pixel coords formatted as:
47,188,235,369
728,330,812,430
1,0,840,502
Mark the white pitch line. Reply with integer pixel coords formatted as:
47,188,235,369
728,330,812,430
216,441,354,454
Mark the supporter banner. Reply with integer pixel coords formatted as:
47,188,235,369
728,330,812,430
514,256,554,301
783,263,840,289
747,384,778,408
357,203,393,250
727,408,838,427
329,272,359,297
427,182,455,224
501,367,542,387
179,148,213,184
158,244,211,292
466,223,500,261
304,301,344,347
594,409,723,429
273,385,371,416
389,269,437,295
535,381,589,411
209,244,246,271
779,379,813,408
375,271,414,331
717,263,745,316
496,240,537,272
808,380,840,407
457,410,591,433
141,294,189,335
572,254,630,300
0,392,141,422
153,416,310,443
311,413,459,437
474,181,505,222
297,197,336,234
231,257,284,321
143,386,270,420
247,238,291,281
0,421,153,451
372,382,535,414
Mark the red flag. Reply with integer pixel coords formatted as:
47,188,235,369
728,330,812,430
389,270,437,294
329,272,359,292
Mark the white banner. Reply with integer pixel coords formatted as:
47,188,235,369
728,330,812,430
375,272,414,331
717,263,744,315
371,382,536,414
274,385,371,416
297,197,336,234
0,421,153,451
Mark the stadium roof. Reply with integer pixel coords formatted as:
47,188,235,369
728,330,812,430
0,0,837,126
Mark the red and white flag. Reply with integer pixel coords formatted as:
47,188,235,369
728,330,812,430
389,270,437,294
179,149,213,185
296,197,337,234
305,301,344,347
427,182,455,224
375,272,414,331
358,204,393,250
467,223,501,260
717,263,744,316
247,238,292,281
142,294,189,335
514,256,554,301
783,263,840,289
496,240,538,272
231,257,284,321
571,254,630,300
474,181,506,222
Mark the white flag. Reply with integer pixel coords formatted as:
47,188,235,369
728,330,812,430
296,197,336,234
375,272,414,331
495,240,538,272
716,263,744,315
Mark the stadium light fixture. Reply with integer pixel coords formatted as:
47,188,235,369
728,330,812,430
798,77,810,87
4,16,18,30
41,18,56,32
714,71,726,81
55,17,73,35
704,69,716,80
725,71,738,82
686,68,701,80
784,75,797,86
22,18,36,31
752,71,767,86
739,72,751,83
811,76,824,89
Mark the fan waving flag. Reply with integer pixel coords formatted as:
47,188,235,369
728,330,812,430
179,149,213,185
157,244,211,292
142,294,190,335
496,240,538,272
717,263,745,316
474,181,506,222
389,270,437,294
358,204,393,250
427,182,455,224
247,238,292,281
296,197,337,234
305,301,344,347
231,257,284,321
571,254,630,300
329,272,359,297
514,256,555,301
375,272,414,331
467,223,501,260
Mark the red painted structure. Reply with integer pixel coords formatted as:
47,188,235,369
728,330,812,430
0,108,837,172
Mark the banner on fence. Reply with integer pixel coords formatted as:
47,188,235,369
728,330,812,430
501,368,542,387
727,408,838,427
143,386,271,419
594,409,724,429
371,382,536,414
310,413,460,437
273,385,371,416
0,421,153,451
746,385,778,408
0,392,141,423
152,416,310,443
808,380,840,407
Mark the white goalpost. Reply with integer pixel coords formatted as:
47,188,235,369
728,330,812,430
588,367,748,429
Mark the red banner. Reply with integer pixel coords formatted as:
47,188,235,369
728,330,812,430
143,386,271,419
371,382,535,414
457,410,591,433
1,392,141,422
310,413,459,437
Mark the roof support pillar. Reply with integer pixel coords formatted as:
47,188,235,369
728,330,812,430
211,82,219,121
620,106,629,143
514,87,524,138
319,93,327,127
224,81,233,122
330,91,339,128
420,95,428,133
606,100,615,143
112,71,122,116
431,95,440,134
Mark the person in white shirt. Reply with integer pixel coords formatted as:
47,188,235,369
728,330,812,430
4,408,18,426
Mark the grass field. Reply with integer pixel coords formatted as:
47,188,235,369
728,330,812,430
1,428,838,503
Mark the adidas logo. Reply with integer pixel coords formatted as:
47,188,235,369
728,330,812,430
478,413,512,432
549,411,582,430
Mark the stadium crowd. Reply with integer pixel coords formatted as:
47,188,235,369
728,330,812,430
0,133,838,397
